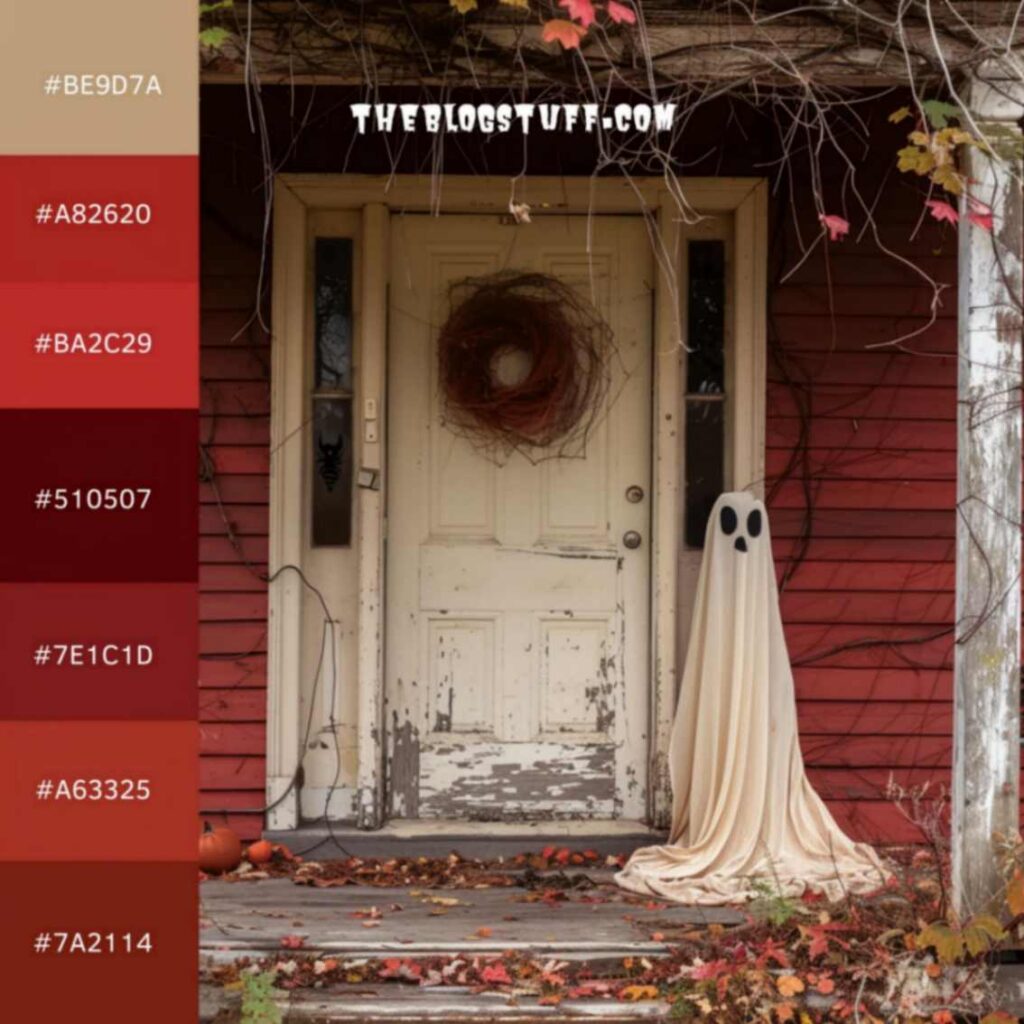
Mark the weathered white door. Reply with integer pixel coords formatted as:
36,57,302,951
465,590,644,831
386,213,652,821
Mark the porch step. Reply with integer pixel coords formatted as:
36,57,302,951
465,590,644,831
263,821,663,861
199,878,742,962
200,982,673,1021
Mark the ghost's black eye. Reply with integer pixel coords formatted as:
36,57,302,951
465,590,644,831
747,509,762,538
720,505,737,535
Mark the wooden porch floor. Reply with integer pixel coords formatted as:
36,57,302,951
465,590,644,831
200,868,743,1021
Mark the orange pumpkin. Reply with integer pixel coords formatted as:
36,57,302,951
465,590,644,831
198,822,242,874
246,839,274,865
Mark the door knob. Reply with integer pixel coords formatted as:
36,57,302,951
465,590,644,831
622,530,642,549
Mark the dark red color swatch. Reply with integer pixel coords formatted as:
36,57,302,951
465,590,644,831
0,409,196,582
0,583,197,719
4,862,196,1021
0,721,197,861
0,282,198,409
0,156,197,281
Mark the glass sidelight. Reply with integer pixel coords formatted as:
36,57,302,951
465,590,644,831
311,237,354,547
683,239,727,548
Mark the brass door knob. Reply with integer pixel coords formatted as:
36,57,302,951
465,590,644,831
623,530,642,549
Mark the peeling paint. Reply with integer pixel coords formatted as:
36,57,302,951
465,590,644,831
388,710,420,818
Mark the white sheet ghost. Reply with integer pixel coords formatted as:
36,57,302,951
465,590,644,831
616,491,888,904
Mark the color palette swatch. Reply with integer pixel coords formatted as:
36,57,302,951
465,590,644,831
1,3,199,1018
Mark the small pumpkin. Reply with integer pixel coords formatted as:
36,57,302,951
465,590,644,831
198,822,242,874
247,839,274,865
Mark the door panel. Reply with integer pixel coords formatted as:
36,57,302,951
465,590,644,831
386,213,653,821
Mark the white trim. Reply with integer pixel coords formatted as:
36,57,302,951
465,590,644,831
266,179,307,831
267,175,768,830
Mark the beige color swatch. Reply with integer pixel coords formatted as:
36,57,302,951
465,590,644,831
2,0,197,154
617,492,889,904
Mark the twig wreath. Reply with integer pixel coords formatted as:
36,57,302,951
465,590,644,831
437,271,614,459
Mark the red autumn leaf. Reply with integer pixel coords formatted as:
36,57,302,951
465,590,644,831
476,926,493,938
926,199,959,225
606,0,637,23
819,213,850,241
280,934,305,949
554,847,572,865
559,0,596,25
481,962,513,985
541,845,557,859
816,977,836,995
968,196,993,232
541,18,587,49
691,958,731,981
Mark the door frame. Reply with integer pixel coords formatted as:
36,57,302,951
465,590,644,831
267,175,767,830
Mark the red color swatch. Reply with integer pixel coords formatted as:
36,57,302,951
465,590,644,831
0,156,197,281
0,282,198,409
3,862,196,1022
0,409,196,582
0,721,197,861
0,583,197,719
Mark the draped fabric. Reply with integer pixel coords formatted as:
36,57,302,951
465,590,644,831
616,492,888,904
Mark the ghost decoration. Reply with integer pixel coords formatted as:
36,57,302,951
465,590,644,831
617,492,888,904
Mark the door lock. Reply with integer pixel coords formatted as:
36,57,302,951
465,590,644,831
625,485,644,503
622,530,642,550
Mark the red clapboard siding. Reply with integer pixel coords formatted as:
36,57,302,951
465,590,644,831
772,315,956,354
199,210,270,840
794,667,952,702
767,215,963,843
768,384,956,420
768,418,956,451
199,655,267,689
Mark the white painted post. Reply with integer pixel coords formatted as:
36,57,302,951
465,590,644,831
953,70,1024,918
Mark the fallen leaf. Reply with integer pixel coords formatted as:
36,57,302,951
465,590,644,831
481,962,513,985
620,984,659,1001
777,975,805,998
280,934,305,949
475,926,493,938
815,977,835,995
541,18,587,49
889,106,912,124
449,0,478,10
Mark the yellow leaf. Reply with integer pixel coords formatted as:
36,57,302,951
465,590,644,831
889,106,912,124
777,975,805,998
962,913,1006,956
449,0,477,11
909,130,932,146
1007,868,1024,915
930,164,964,195
499,0,530,6
981,1011,1018,1024
897,145,934,176
620,984,659,1001
917,922,965,965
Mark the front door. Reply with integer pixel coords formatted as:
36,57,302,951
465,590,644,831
385,213,653,821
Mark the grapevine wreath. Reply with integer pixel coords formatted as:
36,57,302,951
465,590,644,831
437,271,614,459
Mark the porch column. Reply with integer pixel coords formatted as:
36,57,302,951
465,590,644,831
953,69,1024,917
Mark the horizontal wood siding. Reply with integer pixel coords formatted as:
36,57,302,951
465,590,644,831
767,202,959,845
199,194,270,841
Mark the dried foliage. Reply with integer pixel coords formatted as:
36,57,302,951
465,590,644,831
437,272,613,458
205,841,1024,1022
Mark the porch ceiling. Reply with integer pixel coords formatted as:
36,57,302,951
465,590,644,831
200,1,1024,89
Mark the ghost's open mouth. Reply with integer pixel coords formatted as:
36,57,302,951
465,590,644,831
734,537,748,553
